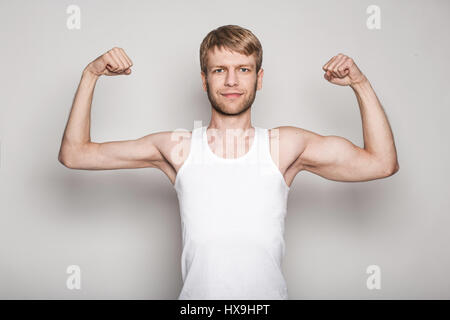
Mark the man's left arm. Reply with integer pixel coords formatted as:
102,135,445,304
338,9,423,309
282,54,399,183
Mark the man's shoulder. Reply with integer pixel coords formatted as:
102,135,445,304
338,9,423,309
268,126,310,172
143,129,192,148
159,127,192,148
268,126,309,143
146,129,192,169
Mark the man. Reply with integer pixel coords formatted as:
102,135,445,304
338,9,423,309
58,25,399,300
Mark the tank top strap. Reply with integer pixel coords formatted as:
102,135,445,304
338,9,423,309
188,124,205,166
256,127,281,174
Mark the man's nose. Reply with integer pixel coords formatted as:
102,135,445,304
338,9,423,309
225,69,239,86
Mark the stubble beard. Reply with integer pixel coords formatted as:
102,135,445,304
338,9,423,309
206,78,258,116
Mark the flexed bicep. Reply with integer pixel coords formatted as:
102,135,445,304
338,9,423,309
299,132,391,182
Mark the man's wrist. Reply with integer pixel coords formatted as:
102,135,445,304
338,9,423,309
350,75,370,91
82,67,100,81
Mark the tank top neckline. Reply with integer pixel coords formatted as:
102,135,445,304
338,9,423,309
202,125,258,162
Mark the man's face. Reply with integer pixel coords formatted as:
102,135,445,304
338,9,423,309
201,47,264,116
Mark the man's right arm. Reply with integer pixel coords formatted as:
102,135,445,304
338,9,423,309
58,47,169,171
58,131,169,170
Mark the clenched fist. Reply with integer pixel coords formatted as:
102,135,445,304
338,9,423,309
322,53,367,86
84,47,133,77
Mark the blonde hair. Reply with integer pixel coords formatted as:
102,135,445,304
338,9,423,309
199,25,263,75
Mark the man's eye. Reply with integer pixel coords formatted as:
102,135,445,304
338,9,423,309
213,69,223,73
241,68,249,72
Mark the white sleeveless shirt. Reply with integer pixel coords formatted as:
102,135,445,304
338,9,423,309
174,125,290,299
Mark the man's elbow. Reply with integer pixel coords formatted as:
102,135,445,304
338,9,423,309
384,161,399,177
58,149,77,169
58,154,72,169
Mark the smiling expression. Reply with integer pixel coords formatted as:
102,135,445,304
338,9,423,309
201,46,264,116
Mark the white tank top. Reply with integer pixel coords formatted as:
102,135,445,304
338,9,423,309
174,125,290,299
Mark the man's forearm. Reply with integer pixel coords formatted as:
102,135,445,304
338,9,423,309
59,69,99,158
350,78,399,171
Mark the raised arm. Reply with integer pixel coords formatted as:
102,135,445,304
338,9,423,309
58,47,171,172
275,54,399,184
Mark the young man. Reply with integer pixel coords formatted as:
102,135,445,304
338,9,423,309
58,25,399,300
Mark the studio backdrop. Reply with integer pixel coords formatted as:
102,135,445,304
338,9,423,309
1,0,449,299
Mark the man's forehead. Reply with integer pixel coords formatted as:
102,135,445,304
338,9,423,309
207,47,256,68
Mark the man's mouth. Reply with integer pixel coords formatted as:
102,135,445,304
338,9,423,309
221,93,243,99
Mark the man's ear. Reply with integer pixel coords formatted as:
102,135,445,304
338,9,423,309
201,71,207,91
257,68,264,90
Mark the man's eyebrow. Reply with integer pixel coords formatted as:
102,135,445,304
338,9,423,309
210,64,253,68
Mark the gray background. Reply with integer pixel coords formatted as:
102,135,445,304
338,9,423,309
1,0,449,299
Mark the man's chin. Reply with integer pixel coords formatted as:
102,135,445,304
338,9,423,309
224,106,251,116
212,104,247,116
